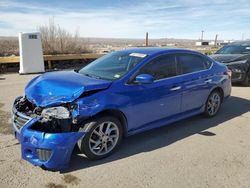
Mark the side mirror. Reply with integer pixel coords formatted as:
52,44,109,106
135,74,154,84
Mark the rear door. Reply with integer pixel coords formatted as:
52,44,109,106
176,53,213,112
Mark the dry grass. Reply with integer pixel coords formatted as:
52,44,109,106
0,37,19,56
39,19,91,55
0,19,91,56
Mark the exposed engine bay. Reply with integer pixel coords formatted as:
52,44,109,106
14,97,79,133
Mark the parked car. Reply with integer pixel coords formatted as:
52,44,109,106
210,41,250,86
12,48,231,170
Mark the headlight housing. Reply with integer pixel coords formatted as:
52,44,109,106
227,59,248,65
41,106,70,120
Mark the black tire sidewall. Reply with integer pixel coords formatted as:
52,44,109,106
79,115,123,160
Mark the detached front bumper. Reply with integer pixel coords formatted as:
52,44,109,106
12,102,86,170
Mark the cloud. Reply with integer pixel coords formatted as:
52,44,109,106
0,0,250,39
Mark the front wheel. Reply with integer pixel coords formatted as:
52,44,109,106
204,90,222,117
78,116,123,160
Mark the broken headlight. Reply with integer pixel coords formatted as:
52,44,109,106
41,106,70,121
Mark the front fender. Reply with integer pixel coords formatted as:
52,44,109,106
71,91,128,119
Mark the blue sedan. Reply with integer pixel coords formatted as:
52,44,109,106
12,48,231,170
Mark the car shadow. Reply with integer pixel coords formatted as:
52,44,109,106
62,96,250,173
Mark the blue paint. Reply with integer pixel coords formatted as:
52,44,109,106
25,71,112,107
13,48,231,170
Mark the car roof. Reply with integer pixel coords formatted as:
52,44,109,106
118,47,199,56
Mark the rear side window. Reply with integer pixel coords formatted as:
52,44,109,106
139,54,177,80
177,54,211,74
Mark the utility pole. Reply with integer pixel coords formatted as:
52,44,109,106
214,34,218,47
201,30,204,42
242,33,245,41
146,32,149,47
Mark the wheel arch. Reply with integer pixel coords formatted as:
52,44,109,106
210,86,224,102
94,109,128,137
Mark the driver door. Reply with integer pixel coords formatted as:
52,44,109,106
122,54,182,132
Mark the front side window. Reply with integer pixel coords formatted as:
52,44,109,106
79,51,147,80
138,54,177,80
177,54,208,74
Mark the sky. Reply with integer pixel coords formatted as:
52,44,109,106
0,0,250,40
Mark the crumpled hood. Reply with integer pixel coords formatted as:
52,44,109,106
25,71,112,107
209,54,250,63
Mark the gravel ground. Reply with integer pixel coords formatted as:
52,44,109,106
0,73,250,188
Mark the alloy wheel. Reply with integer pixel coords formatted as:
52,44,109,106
88,121,119,156
207,92,221,116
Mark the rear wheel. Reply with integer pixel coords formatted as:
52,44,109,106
204,90,222,117
78,116,123,160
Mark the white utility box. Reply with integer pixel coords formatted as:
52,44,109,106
19,32,45,74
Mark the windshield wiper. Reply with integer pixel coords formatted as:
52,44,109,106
83,73,101,79
74,69,80,73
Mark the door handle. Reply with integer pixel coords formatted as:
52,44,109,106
205,79,212,83
170,86,182,91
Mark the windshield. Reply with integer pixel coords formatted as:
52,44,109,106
216,44,250,54
79,51,147,80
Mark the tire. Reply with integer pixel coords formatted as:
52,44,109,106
78,115,123,160
204,90,222,117
242,71,250,86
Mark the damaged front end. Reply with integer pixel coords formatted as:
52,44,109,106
12,96,86,170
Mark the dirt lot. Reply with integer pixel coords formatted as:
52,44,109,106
0,73,250,188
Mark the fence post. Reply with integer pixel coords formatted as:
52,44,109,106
48,60,52,69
